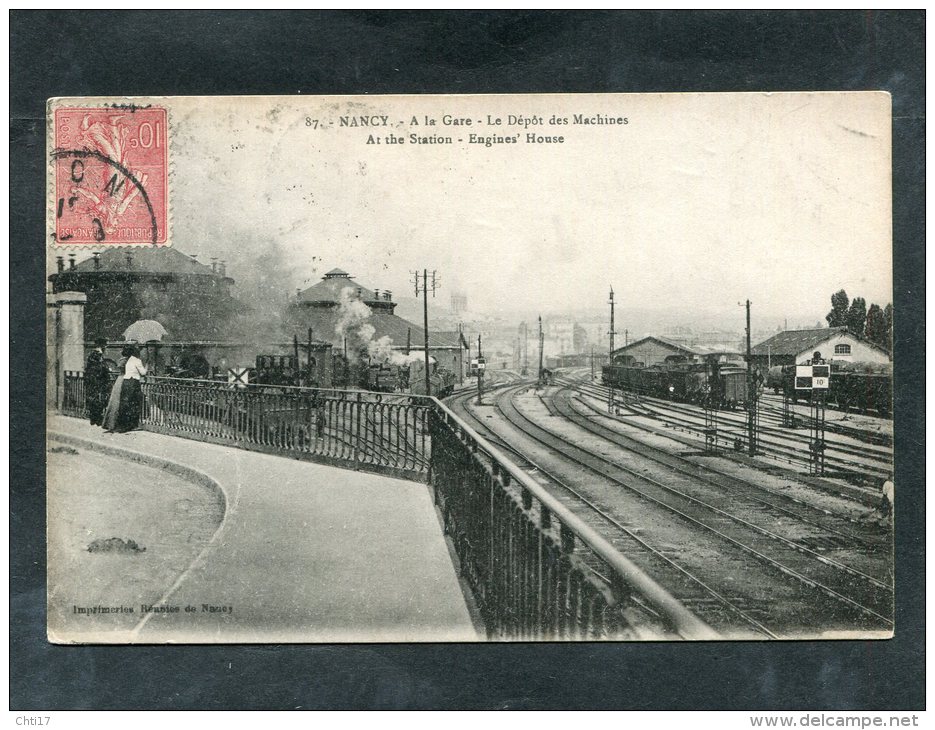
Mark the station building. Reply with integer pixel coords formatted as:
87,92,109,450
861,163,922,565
750,327,891,369
288,268,468,379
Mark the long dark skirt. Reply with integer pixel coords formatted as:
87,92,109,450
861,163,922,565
114,379,143,433
86,379,111,426
101,376,124,431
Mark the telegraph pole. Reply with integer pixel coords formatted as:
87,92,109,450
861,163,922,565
413,269,439,396
745,299,756,456
608,286,618,410
458,323,464,385
522,321,529,376
537,316,544,384
476,334,483,404
609,286,616,357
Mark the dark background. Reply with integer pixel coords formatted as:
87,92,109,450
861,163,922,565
10,10,925,710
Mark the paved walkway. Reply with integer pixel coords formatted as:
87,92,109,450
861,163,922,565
47,415,479,643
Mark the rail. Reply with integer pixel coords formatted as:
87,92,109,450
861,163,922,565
61,371,716,639
427,397,718,640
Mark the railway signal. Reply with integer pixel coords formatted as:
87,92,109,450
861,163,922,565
797,351,829,475
476,335,485,405
744,299,758,456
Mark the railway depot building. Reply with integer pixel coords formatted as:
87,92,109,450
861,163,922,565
288,268,467,377
610,336,742,368
750,327,891,369
48,247,243,343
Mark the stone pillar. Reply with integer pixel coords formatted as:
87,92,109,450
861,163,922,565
47,291,86,410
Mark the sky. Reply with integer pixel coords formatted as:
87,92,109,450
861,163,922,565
50,92,893,329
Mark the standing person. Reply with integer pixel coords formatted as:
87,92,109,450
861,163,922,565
114,345,148,433
101,346,130,433
84,338,111,426
880,476,894,521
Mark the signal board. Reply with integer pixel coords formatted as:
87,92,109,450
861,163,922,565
795,364,830,390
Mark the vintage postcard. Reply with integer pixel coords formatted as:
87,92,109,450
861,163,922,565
46,93,893,643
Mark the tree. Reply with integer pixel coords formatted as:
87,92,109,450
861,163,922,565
846,297,867,335
826,289,850,327
865,303,887,347
883,303,894,351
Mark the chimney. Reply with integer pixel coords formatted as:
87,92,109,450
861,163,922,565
374,288,380,300
219,261,226,277
68,254,76,270
92,252,101,270
384,290,392,301
125,252,133,269
56,256,64,273
211,257,218,273
356,288,362,299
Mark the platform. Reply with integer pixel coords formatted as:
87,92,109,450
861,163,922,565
47,414,480,643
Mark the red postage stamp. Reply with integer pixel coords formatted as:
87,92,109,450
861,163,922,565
52,106,168,245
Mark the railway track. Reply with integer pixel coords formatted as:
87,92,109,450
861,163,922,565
446,387,778,637
630,390,894,466
449,381,893,637
757,395,893,448
558,374,892,483
548,389,887,545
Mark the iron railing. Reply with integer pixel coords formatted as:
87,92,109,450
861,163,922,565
61,373,432,481
427,403,718,640
62,370,89,418
60,370,715,639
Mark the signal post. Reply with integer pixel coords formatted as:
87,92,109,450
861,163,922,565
796,351,829,475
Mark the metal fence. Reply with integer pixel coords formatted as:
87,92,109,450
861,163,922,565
61,373,432,481
428,405,718,640
60,370,714,640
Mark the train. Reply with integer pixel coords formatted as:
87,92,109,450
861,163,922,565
365,354,456,398
766,361,892,417
602,355,750,410
161,349,456,397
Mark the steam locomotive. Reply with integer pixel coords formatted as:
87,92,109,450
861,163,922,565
602,355,750,410
365,355,456,398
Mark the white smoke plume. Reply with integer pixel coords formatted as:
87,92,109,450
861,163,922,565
334,287,407,365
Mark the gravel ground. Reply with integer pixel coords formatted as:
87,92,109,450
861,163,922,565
47,444,224,641
576,393,887,520
470,387,892,637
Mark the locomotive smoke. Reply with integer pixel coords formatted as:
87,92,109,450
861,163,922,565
334,287,407,365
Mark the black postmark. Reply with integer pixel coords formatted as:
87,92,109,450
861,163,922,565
51,148,159,245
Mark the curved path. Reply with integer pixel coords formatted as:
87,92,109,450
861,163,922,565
47,414,479,643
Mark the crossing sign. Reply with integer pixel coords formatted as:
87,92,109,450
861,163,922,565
228,367,250,389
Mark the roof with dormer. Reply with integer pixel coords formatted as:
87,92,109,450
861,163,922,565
296,269,380,304
64,247,228,277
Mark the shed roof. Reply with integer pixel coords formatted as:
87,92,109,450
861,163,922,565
749,327,885,357
67,247,225,277
612,335,698,357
